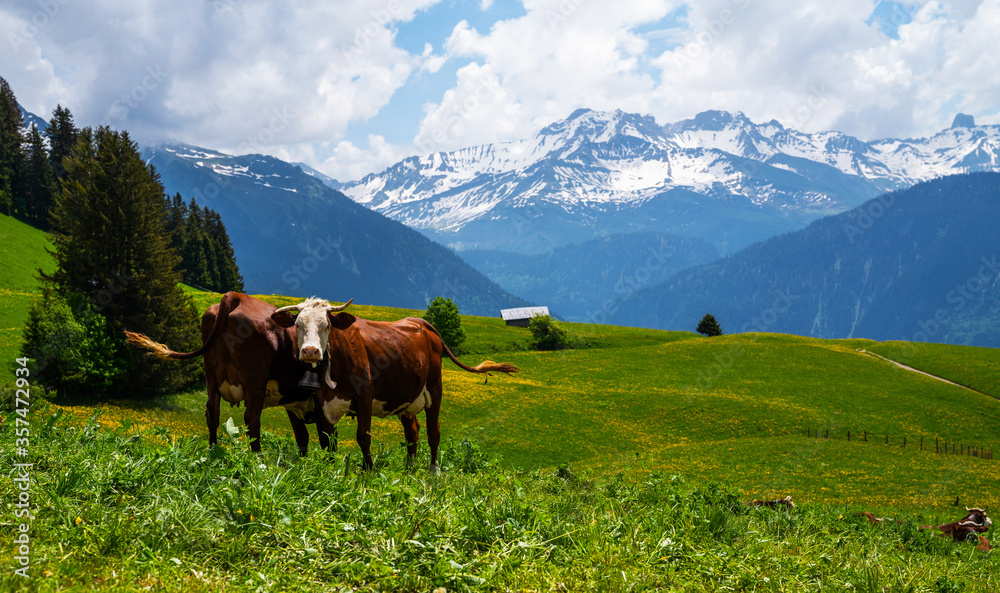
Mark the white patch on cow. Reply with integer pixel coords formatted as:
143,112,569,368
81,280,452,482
372,398,396,418
405,385,433,415
263,380,283,408
322,397,352,424
283,398,315,421
218,381,244,405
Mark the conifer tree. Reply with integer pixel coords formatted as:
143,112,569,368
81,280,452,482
696,314,723,337
181,198,212,289
42,126,200,396
45,104,78,181
0,76,24,216
21,125,59,229
164,193,187,254
205,208,244,292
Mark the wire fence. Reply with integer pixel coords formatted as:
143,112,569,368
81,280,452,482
805,427,994,460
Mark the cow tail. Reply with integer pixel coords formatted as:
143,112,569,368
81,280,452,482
420,319,519,376
124,292,239,360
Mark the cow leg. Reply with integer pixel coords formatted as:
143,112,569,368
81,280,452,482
244,396,264,453
400,413,421,468
356,398,374,470
424,390,442,475
205,380,221,449
317,419,338,454
286,410,310,457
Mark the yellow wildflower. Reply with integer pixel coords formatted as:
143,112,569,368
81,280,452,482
75,517,83,526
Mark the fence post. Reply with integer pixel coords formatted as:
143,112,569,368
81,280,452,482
936,437,939,454
825,429,829,439
885,434,889,444
864,431,868,442
920,436,923,451
903,437,906,448
848,431,851,442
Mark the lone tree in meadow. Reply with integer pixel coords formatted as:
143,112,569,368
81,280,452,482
529,314,571,350
424,296,466,352
697,314,723,337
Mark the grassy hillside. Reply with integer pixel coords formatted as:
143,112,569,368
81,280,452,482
868,340,1000,398
3,221,1000,590
4,222,998,512
0,214,54,371
1,412,997,593
41,289,1000,514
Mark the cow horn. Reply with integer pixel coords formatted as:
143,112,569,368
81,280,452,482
274,302,306,314
329,298,353,312
966,506,971,512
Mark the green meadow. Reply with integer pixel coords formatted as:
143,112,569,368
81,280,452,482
2,213,999,591
0,214,54,378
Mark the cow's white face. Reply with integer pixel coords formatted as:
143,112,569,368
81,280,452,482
271,298,353,365
293,300,332,365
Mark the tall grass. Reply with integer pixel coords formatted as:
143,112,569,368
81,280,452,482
2,406,997,592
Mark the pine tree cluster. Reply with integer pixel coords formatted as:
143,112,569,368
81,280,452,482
165,194,244,294
0,77,74,229
0,76,245,398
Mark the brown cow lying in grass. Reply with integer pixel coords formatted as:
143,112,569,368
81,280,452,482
920,507,992,551
745,496,795,509
862,507,992,551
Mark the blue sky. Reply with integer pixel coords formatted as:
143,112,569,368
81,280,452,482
3,0,998,180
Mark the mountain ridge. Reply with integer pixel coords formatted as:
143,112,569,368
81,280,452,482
142,142,531,316
338,108,1000,254
608,172,1000,347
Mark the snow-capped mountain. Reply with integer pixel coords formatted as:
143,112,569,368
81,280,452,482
339,109,1000,254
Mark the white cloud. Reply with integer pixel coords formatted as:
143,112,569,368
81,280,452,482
1,0,441,155
314,135,412,181
421,1,679,152
414,62,523,154
3,0,999,181
417,0,1000,157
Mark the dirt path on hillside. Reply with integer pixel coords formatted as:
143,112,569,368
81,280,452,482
858,349,990,397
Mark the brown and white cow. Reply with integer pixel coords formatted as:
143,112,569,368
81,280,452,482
921,507,992,546
125,292,350,454
270,311,518,473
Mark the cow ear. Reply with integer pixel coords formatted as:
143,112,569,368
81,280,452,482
329,312,356,330
271,310,297,328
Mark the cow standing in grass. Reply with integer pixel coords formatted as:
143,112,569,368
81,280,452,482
271,310,518,473
125,292,351,454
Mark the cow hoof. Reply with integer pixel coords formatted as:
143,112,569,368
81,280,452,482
429,464,441,476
